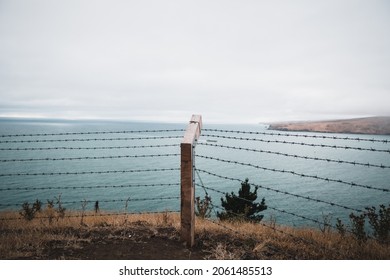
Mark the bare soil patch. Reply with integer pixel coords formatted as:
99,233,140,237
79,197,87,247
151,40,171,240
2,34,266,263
40,222,205,260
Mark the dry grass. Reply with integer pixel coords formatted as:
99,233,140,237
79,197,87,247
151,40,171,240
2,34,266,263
195,218,390,259
1,211,389,259
0,210,182,259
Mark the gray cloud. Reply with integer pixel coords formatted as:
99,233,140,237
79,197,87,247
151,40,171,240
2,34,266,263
1,0,389,123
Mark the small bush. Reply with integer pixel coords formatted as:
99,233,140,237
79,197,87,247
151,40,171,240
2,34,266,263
335,218,346,237
336,204,390,243
19,200,42,221
33,199,42,213
365,205,390,243
195,195,212,219
349,212,367,242
319,212,332,234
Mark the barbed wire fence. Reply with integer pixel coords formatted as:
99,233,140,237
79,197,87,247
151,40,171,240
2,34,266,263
1,121,390,249
193,170,344,256
0,128,184,221
194,128,390,245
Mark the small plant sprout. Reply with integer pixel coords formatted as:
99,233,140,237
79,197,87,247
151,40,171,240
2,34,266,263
335,218,347,237
94,201,100,214
55,194,66,220
46,199,55,224
319,212,333,234
80,199,88,226
123,197,131,224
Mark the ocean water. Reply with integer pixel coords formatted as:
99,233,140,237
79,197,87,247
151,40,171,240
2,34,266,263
0,118,389,228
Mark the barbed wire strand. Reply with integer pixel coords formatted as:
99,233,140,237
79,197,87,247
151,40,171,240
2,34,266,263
204,128,390,144
196,153,388,243
0,167,180,177
196,155,389,192
0,135,182,144
0,129,185,138
0,183,179,192
0,143,179,151
198,142,390,169
197,171,332,236
196,182,363,215
264,205,361,236
0,196,180,208
194,169,364,213
197,178,345,234
195,170,345,256
195,169,210,197
205,205,338,256
202,182,384,244
0,210,180,221
202,134,390,153
0,153,180,163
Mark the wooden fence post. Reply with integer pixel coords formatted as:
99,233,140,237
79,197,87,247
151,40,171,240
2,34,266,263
181,115,202,247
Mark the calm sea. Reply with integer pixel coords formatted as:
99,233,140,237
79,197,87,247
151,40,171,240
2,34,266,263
1,118,389,228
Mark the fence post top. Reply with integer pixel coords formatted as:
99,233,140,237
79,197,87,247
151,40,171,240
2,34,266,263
190,114,202,122
182,115,202,145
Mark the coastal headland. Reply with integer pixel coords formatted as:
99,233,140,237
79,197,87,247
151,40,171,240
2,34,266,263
268,117,390,135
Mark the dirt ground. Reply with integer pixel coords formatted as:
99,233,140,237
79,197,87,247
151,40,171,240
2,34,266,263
4,217,389,260
11,221,258,260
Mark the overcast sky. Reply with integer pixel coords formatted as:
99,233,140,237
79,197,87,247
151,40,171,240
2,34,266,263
1,0,389,124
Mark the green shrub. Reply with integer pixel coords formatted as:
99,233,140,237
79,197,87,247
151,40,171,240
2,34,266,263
349,212,367,242
217,178,267,222
336,204,390,243
365,205,390,243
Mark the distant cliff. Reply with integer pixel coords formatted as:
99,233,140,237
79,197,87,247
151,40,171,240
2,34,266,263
268,117,390,135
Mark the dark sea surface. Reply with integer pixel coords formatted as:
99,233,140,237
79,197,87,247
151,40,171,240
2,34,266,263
1,118,389,228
